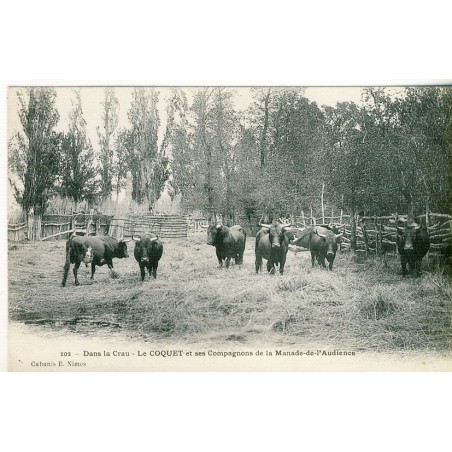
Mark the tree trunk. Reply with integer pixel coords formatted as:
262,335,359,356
259,88,271,167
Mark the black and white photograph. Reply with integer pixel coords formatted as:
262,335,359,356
6,86,452,371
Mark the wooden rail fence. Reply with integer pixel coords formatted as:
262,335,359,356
8,210,452,255
109,214,189,239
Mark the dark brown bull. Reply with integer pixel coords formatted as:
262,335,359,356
255,219,291,274
203,222,246,268
292,226,342,270
395,217,430,276
133,233,164,281
62,235,129,286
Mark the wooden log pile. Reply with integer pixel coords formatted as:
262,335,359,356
114,214,189,239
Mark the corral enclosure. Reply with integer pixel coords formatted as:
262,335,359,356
8,210,452,259
8,234,452,355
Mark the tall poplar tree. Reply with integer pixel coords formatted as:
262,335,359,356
8,87,61,217
59,89,98,206
97,88,119,201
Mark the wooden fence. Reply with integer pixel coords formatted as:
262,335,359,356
8,209,452,254
109,214,189,239
230,211,452,256
292,212,452,255
8,222,28,241
7,212,113,241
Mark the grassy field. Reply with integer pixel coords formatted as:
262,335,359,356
8,234,452,355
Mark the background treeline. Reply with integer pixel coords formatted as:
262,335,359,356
8,86,452,225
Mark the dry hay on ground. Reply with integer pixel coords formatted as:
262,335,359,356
7,235,452,353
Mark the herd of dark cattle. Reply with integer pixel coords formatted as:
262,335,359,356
61,216,431,287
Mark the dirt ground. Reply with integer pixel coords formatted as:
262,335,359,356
7,234,452,370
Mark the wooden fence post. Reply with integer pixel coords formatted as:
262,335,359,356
350,208,357,252
374,215,379,255
360,216,369,255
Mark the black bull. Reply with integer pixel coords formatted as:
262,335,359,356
292,226,342,270
205,224,246,268
133,234,164,280
396,220,430,276
62,236,129,286
255,221,291,274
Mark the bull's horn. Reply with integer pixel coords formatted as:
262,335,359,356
279,217,291,225
335,233,343,240
315,228,327,238
259,223,272,229
150,236,158,242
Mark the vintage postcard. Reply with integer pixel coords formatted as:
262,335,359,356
6,86,452,371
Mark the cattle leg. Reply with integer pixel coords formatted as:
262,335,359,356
91,263,96,280
62,263,70,287
400,255,408,276
255,256,262,274
267,260,275,274
279,257,286,275
73,261,81,286
139,264,146,281
107,260,118,279
225,257,231,269
327,256,334,271
311,252,316,267
412,260,422,277
216,250,223,268
152,263,158,279
319,256,327,268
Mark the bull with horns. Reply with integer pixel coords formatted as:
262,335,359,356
255,218,292,274
133,233,164,281
201,219,246,268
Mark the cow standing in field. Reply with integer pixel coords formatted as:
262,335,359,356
255,219,291,275
133,234,164,281
396,217,430,276
203,223,246,268
62,235,129,286
291,226,342,270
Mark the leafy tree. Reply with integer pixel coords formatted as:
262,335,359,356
395,86,452,214
123,88,168,207
97,88,119,201
160,88,191,201
113,128,132,201
58,89,99,206
8,87,61,216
